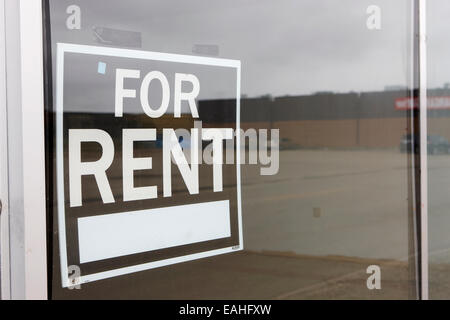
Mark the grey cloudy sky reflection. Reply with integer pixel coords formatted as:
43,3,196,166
428,1,450,90
50,0,412,99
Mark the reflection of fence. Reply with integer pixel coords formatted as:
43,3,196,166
198,89,450,149
62,113,196,140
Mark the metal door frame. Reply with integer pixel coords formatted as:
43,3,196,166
1,0,47,300
0,0,11,301
417,0,428,300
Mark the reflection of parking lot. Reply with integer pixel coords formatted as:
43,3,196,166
426,152,450,298
77,148,414,261
242,149,410,261
240,148,450,299
428,153,450,263
58,250,412,299
59,148,450,299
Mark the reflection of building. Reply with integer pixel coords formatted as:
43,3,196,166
63,88,450,150
63,113,196,140
199,89,450,149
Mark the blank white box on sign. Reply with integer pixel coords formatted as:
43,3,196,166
78,200,231,263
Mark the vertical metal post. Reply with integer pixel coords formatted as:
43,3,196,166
407,0,419,300
3,0,47,299
418,0,429,300
0,0,11,301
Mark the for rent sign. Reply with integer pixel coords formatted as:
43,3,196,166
56,43,242,287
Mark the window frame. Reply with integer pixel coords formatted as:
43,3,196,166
0,0,430,300
1,0,47,300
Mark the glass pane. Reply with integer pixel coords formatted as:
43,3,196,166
44,0,417,299
427,0,450,299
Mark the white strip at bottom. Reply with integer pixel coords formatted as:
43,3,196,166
78,200,231,263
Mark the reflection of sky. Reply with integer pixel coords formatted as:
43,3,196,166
49,0,412,97
428,1,450,89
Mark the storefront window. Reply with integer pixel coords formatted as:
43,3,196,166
44,0,417,299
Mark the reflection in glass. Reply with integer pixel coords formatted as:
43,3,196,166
428,0,450,300
45,0,417,299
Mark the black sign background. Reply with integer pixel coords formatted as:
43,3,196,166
53,50,240,283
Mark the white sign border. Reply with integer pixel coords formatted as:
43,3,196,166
56,43,243,288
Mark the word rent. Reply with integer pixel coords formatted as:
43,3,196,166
69,68,233,207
